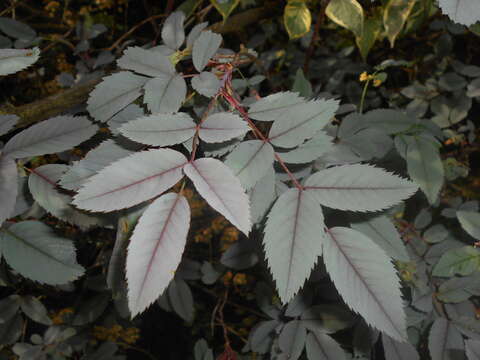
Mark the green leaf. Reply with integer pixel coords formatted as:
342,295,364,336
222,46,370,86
405,136,444,205
323,227,407,341
292,68,312,97
325,0,364,38
168,278,194,322
284,0,312,40
433,246,480,277
0,157,18,227
210,0,240,21
0,221,84,285
457,210,480,240
263,188,325,303
383,0,416,48
437,275,480,303
355,17,382,60
428,317,464,360
351,215,409,262
301,304,356,334
19,296,52,325
305,330,346,360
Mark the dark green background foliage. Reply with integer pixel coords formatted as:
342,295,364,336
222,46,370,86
0,1,480,359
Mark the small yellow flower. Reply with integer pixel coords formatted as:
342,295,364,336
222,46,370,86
233,273,247,286
373,79,382,87
359,72,369,82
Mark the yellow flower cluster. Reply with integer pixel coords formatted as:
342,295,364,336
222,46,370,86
359,71,383,87
50,307,74,325
92,325,140,345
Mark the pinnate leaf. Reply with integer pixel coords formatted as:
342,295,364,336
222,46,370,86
161,12,185,50
263,188,324,303
433,246,480,277
120,113,196,146
183,158,251,235
278,131,333,164
323,227,407,341
224,140,274,190
304,164,418,212
192,30,222,72
126,192,190,316
0,48,39,76
144,74,186,114
248,92,305,121
198,112,249,143
117,47,174,76
3,116,97,159
191,72,220,98
268,99,339,148
88,72,148,122
73,149,187,212
0,221,84,285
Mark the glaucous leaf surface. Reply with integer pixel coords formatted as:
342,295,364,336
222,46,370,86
19,296,52,325
433,246,480,277
0,157,18,226
0,48,39,76
198,112,249,143
117,47,174,76
249,167,276,224
186,22,208,48
144,74,186,114
119,113,196,146
2,116,97,159
301,304,356,334
437,275,480,303
248,92,305,121
0,115,18,136
108,103,144,135
382,335,419,360
87,72,148,122
351,215,410,262
457,210,480,240
263,188,325,303
0,221,84,284
29,164,105,229
168,278,194,322
161,11,185,50
73,149,187,212
191,71,221,98
428,317,464,360
126,192,190,316
304,164,418,212
362,109,416,134
323,227,407,342
405,136,444,205
438,0,480,26
59,140,133,191
305,331,346,360
0,17,35,40
268,99,339,148
220,239,258,270
224,140,274,190
183,158,251,235
192,30,222,72
278,131,333,164
278,320,306,360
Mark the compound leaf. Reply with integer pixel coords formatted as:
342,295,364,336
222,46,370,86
263,188,325,303
248,92,306,121
183,158,251,235
192,30,222,72
120,113,196,147
117,47,174,76
0,48,39,76
191,72,220,98
59,140,133,191
3,116,97,159
269,99,339,148
161,11,185,50
126,192,190,317
198,112,249,143
73,149,187,212
0,221,84,285
278,131,333,164
323,227,407,342
432,246,480,277
144,74,186,114
88,72,148,122
304,164,418,212
0,157,18,226
224,140,274,190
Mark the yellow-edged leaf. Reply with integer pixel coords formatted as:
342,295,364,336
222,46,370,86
355,17,382,60
325,0,364,38
210,0,240,21
284,0,312,40
383,0,416,48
